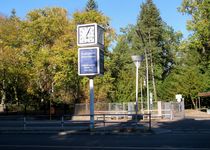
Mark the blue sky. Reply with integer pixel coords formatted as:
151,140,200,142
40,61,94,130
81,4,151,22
0,0,190,38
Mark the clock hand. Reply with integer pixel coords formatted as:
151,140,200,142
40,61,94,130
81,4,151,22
86,28,90,37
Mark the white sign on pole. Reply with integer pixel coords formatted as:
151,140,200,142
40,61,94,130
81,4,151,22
176,94,182,103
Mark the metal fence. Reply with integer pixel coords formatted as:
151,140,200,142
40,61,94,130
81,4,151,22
0,114,152,132
74,102,136,115
74,101,185,120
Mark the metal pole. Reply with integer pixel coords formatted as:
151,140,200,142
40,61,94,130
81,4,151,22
140,77,143,113
89,77,94,130
135,62,139,118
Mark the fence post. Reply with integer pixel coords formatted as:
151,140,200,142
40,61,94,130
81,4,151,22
23,117,26,130
158,101,162,117
170,110,173,120
61,116,64,129
108,103,111,111
149,113,151,131
103,114,105,129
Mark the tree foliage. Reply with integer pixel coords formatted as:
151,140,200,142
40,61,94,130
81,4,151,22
1,0,210,113
179,0,210,68
85,0,98,12
0,6,115,113
177,0,210,108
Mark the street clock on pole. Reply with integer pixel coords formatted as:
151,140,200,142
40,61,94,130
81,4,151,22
77,23,104,47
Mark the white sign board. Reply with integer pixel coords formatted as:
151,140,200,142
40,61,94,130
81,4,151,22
176,94,182,103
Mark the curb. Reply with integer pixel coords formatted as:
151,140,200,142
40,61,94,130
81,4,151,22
0,128,153,135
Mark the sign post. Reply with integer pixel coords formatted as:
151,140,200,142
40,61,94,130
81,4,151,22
89,77,94,129
77,23,104,130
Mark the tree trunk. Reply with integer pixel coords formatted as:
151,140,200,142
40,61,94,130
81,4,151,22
13,86,19,105
150,56,158,102
145,48,150,112
148,31,157,102
1,80,6,104
191,98,196,109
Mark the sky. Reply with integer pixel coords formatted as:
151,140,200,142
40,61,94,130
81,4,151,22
0,0,190,38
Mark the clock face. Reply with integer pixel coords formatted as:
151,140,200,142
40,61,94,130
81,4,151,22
78,25,95,44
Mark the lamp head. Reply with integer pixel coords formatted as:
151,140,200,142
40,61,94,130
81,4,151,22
131,55,144,62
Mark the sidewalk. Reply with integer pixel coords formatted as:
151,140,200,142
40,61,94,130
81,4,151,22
151,109,210,134
1,109,210,135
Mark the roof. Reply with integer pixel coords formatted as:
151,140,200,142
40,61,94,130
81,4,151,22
198,92,210,97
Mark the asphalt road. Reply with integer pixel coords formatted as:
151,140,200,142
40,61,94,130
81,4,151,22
0,115,210,150
0,133,210,150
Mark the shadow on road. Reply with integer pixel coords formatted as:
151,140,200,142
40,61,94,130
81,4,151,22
0,112,210,135
1,114,210,149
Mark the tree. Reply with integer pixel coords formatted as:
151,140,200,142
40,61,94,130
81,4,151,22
0,11,28,107
133,0,164,103
85,0,98,12
21,7,80,111
110,26,136,102
158,42,208,108
178,0,210,108
110,0,181,105
0,5,115,113
179,0,210,69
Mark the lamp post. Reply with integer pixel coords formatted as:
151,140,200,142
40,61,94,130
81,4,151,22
131,55,144,120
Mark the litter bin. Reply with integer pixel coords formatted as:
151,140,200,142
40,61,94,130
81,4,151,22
207,109,210,115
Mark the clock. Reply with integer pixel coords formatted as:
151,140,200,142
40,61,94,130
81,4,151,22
77,23,104,47
78,24,95,44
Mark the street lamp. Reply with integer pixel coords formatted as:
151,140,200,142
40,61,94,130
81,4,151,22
131,55,144,120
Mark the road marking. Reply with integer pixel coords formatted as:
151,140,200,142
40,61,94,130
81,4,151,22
0,145,209,150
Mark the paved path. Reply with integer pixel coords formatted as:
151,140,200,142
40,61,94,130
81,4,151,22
152,113,210,134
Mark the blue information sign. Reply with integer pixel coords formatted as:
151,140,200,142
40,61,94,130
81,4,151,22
78,47,104,76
